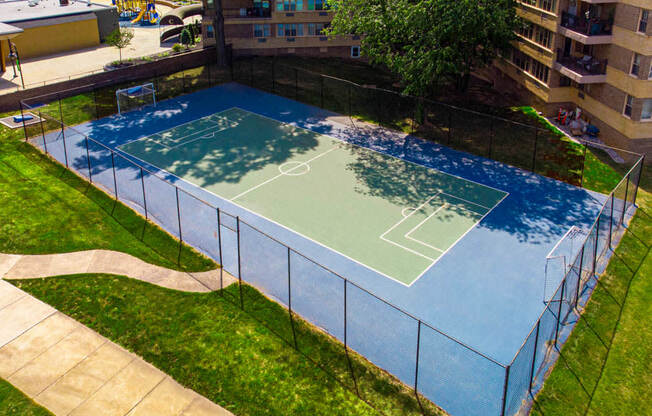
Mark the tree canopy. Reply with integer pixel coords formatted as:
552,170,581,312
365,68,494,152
327,0,519,96
106,28,134,63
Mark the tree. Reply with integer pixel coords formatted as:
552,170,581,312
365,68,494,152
327,0,519,97
180,28,193,49
105,28,135,63
213,0,227,66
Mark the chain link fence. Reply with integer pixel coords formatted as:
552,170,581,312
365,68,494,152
18,57,644,416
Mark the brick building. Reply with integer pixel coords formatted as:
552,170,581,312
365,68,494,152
490,0,651,154
200,0,360,59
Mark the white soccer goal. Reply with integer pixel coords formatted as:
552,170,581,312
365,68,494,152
116,83,157,115
544,226,587,304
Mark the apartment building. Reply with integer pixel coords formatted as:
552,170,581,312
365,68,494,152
200,0,361,59
491,0,652,154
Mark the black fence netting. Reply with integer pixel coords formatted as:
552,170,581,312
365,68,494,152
18,54,645,416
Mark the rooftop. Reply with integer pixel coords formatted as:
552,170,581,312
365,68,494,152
0,21,24,38
0,0,112,24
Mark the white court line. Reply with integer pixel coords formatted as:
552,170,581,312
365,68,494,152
379,192,443,261
440,192,492,211
403,204,448,253
230,146,339,201
116,106,510,287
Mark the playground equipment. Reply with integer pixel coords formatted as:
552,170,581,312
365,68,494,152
113,0,159,25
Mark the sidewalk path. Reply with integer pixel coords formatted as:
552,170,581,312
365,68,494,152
0,250,236,292
0,251,236,416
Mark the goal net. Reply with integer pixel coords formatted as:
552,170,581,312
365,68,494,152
544,226,587,304
116,83,157,115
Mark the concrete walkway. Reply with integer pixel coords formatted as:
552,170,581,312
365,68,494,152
0,250,237,292
0,251,237,415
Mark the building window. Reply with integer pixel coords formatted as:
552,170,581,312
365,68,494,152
351,46,360,58
307,22,327,35
239,8,247,16
559,75,571,87
206,24,214,38
638,10,648,33
518,22,534,39
206,0,214,8
623,95,633,117
631,53,641,76
307,0,326,10
254,24,270,37
276,0,302,11
642,99,652,120
535,27,552,49
278,23,302,36
649,63,652,79
538,0,555,13
531,60,549,83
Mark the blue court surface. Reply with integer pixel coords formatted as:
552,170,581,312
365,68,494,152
48,83,608,415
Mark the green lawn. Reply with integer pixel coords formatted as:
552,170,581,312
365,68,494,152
0,378,52,416
531,168,651,415
10,276,444,416
0,113,215,272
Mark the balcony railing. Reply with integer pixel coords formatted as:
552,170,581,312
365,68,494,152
561,11,612,36
556,49,608,76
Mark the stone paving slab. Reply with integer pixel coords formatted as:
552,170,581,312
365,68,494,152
0,313,78,378
9,325,106,397
1,250,237,293
0,288,55,348
126,377,197,416
0,283,234,416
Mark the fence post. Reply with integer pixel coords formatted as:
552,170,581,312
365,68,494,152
348,83,352,117
93,88,100,120
621,174,629,224
320,76,324,108
531,127,539,172
608,193,614,249
631,155,644,207
216,208,224,293
85,137,92,182
488,117,494,158
447,110,452,145
528,320,540,395
250,59,254,86
272,59,276,93
554,279,566,347
579,144,588,188
39,112,48,155
58,95,69,167
236,216,244,310
575,246,584,307
175,187,183,243
207,64,212,87
19,101,29,142
110,151,118,199
414,320,421,392
592,217,600,275
294,67,298,100
287,247,298,349
140,167,148,220
182,71,187,92
501,365,511,416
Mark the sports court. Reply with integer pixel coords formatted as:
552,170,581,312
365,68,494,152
119,107,507,285
32,82,619,416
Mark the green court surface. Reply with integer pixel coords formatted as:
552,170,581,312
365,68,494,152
119,108,508,285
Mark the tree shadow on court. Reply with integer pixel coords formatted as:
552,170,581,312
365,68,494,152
298,117,605,245
73,107,323,190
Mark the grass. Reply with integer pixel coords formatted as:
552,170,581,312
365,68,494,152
10,276,445,416
531,167,651,415
0,378,53,416
0,111,215,272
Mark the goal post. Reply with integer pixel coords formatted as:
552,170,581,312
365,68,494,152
116,83,157,115
544,226,586,304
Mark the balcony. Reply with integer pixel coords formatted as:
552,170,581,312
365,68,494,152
559,11,613,44
555,49,608,83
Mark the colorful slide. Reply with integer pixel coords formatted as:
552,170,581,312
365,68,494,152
131,8,146,24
